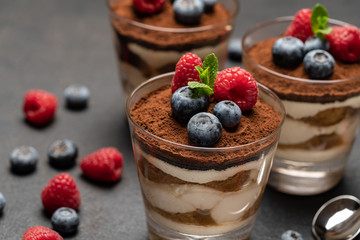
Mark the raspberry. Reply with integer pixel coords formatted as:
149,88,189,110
22,226,63,240
213,67,258,111
80,147,123,182
23,89,58,126
41,173,81,213
171,53,202,93
326,25,360,63
285,8,313,42
133,0,166,14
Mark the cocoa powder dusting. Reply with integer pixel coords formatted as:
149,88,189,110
109,0,233,49
130,85,282,169
245,37,360,102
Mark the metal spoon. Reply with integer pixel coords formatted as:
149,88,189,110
312,195,360,240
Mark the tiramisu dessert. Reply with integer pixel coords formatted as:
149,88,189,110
107,0,238,94
127,53,284,239
242,4,360,195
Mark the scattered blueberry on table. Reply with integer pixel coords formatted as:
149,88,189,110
9,146,38,174
0,192,5,214
228,38,242,62
64,84,90,110
48,139,78,169
51,207,80,235
281,230,304,240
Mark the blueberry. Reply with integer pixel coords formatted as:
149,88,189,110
0,192,5,214
51,207,79,234
173,0,204,25
213,100,242,128
304,50,335,79
187,112,222,146
9,146,38,174
304,36,330,54
64,84,90,110
272,37,305,69
171,86,209,123
228,38,242,62
203,0,217,12
48,139,78,169
281,230,303,240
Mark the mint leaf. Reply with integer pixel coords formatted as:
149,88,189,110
202,53,218,89
311,4,332,39
188,81,214,96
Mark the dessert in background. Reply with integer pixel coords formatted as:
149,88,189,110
107,0,238,94
127,53,284,239
242,4,360,195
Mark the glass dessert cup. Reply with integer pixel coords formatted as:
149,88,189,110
242,17,360,195
107,0,239,95
126,73,285,240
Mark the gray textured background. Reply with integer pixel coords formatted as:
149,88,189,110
0,0,359,239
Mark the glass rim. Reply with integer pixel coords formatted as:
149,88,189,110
242,16,360,84
107,0,239,33
126,72,285,152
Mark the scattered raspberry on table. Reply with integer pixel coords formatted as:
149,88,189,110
22,226,63,240
80,147,123,182
23,89,58,126
41,173,81,213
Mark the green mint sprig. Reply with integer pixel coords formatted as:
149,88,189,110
188,53,218,97
311,3,332,40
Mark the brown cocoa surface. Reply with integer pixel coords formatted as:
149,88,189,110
245,37,360,102
130,85,281,170
109,0,233,49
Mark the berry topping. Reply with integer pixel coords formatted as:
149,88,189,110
228,38,242,62
9,146,38,174
41,173,81,213
187,112,222,146
173,0,204,25
23,89,58,126
272,37,305,69
326,25,360,63
285,8,313,42
48,139,78,169
80,147,123,182
64,84,90,110
203,0,217,12
213,100,242,128
171,86,209,122
51,207,80,234
281,230,304,240
214,67,258,111
0,192,5,214
22,226,63,240
304,36,330,54
171,52,202,93
303,50,335,79
132,0,166,14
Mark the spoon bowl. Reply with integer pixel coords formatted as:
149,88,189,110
312,195,360,240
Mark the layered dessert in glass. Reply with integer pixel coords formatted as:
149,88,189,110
126,54,284,239
242,6,360,195
107,0,238,94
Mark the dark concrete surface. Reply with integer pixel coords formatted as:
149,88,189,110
0,0,359,239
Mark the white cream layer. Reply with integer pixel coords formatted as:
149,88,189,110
118,62,145,95
279,114,360,145
282,94,360,119
137,146,275,184
276,144,352,162
128,40,229,70
139,172,263,223
149,210,255,236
